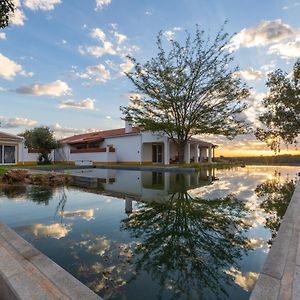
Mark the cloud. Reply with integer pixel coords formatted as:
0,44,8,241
72,64,111,85
228,19,294,51
283,2,300,10
29,223,71,239
59,209,95,221
49,123,97,138
58,98,95,110
268,41,300,59
225,268,259,292
79,27,138,59
79,43,116,58
95,0,111,11
11,8,26,26
0,53,29,80
24,0,61,10
90,28,106,42
163,27,183,41
15,80,72,96
119,59,134,75
113,31,127,44
234,68,263,81
0,116,38,128
0,33,6,40
242,91,267,125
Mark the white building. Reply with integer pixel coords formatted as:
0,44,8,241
0,131,54,165
56,123,217,165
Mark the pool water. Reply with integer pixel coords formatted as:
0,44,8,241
0,166,298,300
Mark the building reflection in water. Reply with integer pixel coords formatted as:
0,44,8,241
70,168,218,214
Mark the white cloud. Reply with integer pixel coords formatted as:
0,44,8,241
243,91,267,125
20,70,34,77
90,28,106,42
145,10,152,15
58,98,95,110
119,58,134,75
72,64,111,85
79,43,116,58
234,68,263,81
29,223,71,239
225,268,259,292
10,2,26,27
0,53,27,80
16,80,72,96
0,116,38,128
283,2,300,10
163,27,183,41
49,123,97,138
95,0,111,11
59,209,94,221
228,19,294,51
113,31,127,44
79,27,138,59
268,41,300,59
0,33,6,40
10,9,26,26
24,0,61,10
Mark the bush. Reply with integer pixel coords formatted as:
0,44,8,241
1,169,30,184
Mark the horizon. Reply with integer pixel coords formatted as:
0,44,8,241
1,0,300,156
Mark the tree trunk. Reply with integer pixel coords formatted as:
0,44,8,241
177,142,186,164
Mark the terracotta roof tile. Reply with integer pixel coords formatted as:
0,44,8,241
59,127,140,144
0,131,23,141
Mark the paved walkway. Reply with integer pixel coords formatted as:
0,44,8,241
0,223,101,300
250,180,300,300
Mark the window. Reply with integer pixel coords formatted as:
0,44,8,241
4,146,16,164
0,145,16,164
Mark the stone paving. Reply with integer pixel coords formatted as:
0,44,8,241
0,223,102,300
250,180,300,300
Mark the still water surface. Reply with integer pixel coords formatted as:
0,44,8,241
0,166,298,300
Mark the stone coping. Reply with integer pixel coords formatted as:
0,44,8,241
250,180,300,300
0,223,102,300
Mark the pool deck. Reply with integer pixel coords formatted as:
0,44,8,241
250,180,300,300
0,223,102,300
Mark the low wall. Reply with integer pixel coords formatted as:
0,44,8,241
0,223,101,300
250,180,300,300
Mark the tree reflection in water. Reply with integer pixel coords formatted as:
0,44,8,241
255,172,296,245
121,174,251,299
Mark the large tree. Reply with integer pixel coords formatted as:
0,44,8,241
21,127,57,164
0,0,15,28
121,25,250,163
256,59,300,152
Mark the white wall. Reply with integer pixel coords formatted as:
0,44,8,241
55,145,70,162
142,143,152,162
103,135,142,163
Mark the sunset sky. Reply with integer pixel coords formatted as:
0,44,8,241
0,0,300,157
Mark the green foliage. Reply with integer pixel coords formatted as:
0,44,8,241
21,127,57,163
255,173,296,244
121,174,251,298
121,24,250,162
256,59,300,152
0,0,15,29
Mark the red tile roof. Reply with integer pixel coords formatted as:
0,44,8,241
0,131,23,141
59,127,141,145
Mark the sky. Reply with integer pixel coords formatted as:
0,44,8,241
0,0,300,157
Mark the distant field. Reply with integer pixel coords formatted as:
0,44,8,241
221,155,300,166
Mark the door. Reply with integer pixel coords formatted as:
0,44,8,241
152,144,163,163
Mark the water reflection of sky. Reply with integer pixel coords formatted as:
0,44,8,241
0,166,298,300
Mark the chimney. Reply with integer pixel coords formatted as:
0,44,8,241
125,120,133,133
